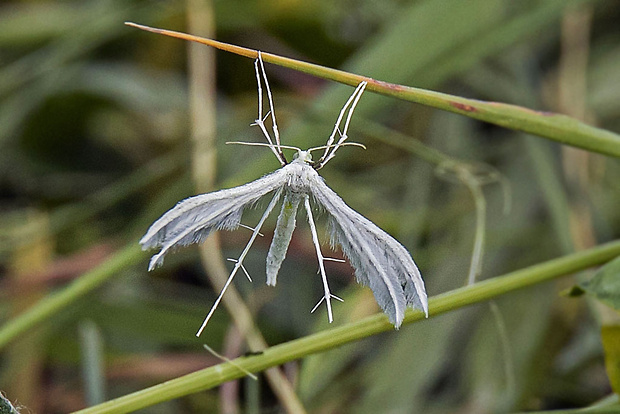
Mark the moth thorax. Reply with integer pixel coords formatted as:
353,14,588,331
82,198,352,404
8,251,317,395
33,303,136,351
285,162,313,192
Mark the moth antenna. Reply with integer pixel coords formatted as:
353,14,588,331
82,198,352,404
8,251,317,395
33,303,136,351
303,195,337,323
196,189,283,337
306,142,366,153
226,141,302,152
252,53,287,165
315,81,367,170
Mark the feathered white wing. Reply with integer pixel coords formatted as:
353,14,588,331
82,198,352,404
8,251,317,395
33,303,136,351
141,168,290,271
308,172,428,328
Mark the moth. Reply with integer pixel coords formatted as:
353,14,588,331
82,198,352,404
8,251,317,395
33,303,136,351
141,53,428,336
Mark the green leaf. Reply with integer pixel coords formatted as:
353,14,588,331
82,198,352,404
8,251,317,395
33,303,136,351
578,256,620,310
562,285,587,297
601,326,620,395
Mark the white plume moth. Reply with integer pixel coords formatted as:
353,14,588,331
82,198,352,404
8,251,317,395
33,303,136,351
141,53,428,336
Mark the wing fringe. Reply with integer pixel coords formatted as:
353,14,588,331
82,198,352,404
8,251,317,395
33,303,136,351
309,172,428,327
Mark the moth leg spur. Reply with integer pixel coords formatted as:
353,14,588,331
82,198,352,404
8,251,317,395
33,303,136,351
315,81,367,170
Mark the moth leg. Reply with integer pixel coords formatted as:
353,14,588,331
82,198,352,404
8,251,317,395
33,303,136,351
304,195,341,323
257,52,283,154
196,189,283,337
251,52,286,165
315,81,367,169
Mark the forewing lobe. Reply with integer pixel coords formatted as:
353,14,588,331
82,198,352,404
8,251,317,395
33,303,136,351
141,167,290,270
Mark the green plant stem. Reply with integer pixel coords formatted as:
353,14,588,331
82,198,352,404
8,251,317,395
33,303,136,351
0,243,145,351
74,239,620,414
125,22,620,159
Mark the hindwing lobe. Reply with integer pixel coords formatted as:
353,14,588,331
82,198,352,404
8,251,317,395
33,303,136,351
308,171,428,327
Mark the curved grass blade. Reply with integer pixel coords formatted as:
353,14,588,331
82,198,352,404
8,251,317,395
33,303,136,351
125,22,620,158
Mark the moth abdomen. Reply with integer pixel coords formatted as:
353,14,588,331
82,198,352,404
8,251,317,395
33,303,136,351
266,191,302,285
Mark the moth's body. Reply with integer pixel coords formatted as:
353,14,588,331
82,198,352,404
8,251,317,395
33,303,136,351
140,52,428,336
142,148,427,330
266,155,310,285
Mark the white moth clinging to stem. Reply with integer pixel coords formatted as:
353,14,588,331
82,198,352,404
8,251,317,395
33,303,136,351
140,53,428,337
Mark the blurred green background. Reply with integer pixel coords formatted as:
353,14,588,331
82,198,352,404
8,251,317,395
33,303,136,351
1,0,620,412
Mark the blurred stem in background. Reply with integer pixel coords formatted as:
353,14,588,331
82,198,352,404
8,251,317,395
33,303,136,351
362,115,517,398
185,1,306,412
557,6,597,253
3,212,51,413
557,5,620,387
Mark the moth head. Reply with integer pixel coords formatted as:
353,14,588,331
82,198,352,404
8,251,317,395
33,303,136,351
293,150,313,164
